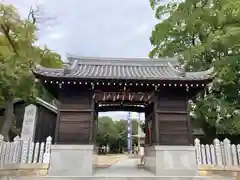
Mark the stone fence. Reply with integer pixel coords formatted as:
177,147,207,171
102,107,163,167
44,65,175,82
194,138,240,167
0,134,52,176
195,137,240,178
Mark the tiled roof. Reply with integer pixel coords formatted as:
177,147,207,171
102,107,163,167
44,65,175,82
33,55,215,81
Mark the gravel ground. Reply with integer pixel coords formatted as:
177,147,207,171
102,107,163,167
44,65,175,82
97,154,127,168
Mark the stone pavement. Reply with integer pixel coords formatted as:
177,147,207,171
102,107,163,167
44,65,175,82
93,157,234,179
13,156,235,179
94,156,154,177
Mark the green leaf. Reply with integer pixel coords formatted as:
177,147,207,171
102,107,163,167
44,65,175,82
149,0,240,134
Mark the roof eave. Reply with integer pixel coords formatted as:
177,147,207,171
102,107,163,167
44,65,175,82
32,65,216,82
33,73,216,82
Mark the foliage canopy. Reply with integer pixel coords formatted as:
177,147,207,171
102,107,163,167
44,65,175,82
0,4,63,140
97,116,143,152
149,0,240,136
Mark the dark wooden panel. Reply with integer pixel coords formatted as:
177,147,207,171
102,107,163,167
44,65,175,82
159,130,189,135
154,90,192,145
57,111,92,144
60,91,93,110
59,124,90,132
156,90,187,111
159,134,190,145
60,98,92,109
56,90,95,144
159,121,189,131
157,99,187,111
156,117,191,145
157,113,187,122
35,105,57,143
58,132,89,144
59,111,91,121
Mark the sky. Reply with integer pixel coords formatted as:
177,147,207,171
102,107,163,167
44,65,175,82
6,0,158,121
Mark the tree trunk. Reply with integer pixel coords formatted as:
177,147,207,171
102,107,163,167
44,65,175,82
1,99,14,141
202,121,217,144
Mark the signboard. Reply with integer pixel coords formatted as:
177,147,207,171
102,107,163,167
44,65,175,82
21,104,37,141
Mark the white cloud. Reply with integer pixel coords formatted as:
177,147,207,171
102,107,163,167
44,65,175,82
136,23,151,35
46,32,65,40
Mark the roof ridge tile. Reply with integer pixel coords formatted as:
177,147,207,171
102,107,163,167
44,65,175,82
33,56,215,81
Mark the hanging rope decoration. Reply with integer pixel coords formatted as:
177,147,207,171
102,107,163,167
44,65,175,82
93,91,154,103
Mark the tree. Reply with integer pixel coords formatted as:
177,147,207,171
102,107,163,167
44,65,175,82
35,47,63,102
0,4,38,140
114,119,128,149
131,119,139,136
149,0,240,137
96,116,140,152
97,116,119,146
0,4,63,140
35,46,63,68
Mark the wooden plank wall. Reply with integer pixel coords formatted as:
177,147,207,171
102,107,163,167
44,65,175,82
155,87,192,145
56,90,94,144
35,105,57,143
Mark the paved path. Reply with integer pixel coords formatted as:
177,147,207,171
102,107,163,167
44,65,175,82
94,156,154,177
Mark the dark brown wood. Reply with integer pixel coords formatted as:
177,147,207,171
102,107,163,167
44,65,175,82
153,92,160,145
89,100,94,144
34,104,57,143
186,90,193,145
145,104,155,145
56,89,94,144
54,109,60,144
154,87,191,145
92,104,98,144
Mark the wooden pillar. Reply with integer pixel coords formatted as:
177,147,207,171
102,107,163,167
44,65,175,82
154,87,192,145
144,103,156,145
153,93,160,145
144,110,149,145
92,103,98,144
55,89,95,144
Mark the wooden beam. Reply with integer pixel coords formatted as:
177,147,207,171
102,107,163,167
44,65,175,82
94,91,154,103
98,105,145,113
99,101,145,106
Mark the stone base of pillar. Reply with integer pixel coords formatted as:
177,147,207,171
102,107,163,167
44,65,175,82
145,145,198,176
48,145,96,176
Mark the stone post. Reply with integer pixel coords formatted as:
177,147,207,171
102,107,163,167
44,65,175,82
48,145,94,176
145,145,198,176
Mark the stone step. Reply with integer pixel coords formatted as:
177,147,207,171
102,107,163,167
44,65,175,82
15,176,234,180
